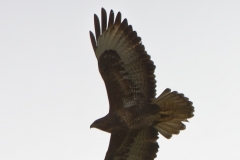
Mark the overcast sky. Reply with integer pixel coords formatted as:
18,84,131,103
1,0,240,160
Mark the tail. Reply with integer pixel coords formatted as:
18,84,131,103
152,88,194,139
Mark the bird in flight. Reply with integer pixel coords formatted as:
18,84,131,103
90,8,194,160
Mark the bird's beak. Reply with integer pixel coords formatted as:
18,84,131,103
90,123,95,129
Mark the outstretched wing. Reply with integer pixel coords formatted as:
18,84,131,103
105,127,159,160
90,8,156,111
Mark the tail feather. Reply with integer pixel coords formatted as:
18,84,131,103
152,88,194,139
163,121,186,130
157,124,180,134
154,126,172,139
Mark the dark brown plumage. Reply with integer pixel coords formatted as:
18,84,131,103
90,8,194,160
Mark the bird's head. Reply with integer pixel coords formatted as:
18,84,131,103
90,118,103,129
90,114,120,133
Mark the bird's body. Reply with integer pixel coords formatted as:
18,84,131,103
90,8,194,160
92,102,160,133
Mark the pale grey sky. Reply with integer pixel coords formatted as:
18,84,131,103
0,0,240,160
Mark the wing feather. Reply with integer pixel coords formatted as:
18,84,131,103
94,14,101,41
108,10,114,29
114,12,121,26
101,8,107,33
99,50,145,111
89,31,96,50
105,127,159,160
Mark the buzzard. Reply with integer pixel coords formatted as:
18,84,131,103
90,8,194,160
